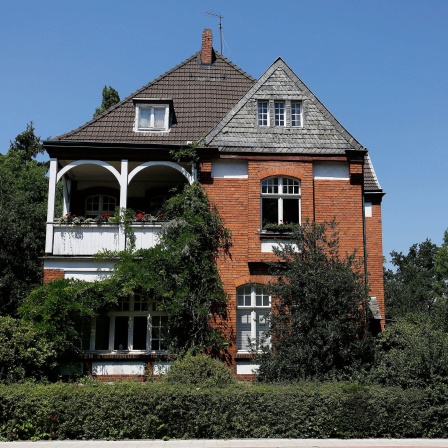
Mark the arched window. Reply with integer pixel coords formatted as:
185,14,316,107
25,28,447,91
236,284,271,352
85,194,116,216
261,177,300,229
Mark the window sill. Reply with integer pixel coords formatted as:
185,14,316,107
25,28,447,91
259,231,293,239
82,351,172,360
134,129,170,134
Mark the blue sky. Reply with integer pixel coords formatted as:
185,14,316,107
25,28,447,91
1,0,447,261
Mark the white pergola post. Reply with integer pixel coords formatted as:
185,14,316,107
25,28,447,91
45,159,58,253
119,160,129,251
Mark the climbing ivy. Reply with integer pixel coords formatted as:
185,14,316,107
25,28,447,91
102,182,231,353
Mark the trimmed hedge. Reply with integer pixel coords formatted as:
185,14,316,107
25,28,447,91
0,382,447,441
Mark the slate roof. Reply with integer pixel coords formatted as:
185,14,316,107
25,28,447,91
364,153,382,192
54,52,255,145
52,47,382,193
206,58,364,154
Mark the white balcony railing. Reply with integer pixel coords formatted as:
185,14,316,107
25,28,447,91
51,223,161,256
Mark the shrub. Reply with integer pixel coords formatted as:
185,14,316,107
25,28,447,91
0,382,447,440
161,352,235,388
368,313,448,389
0,316,57,383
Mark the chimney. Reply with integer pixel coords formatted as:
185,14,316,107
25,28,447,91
201,29,213,64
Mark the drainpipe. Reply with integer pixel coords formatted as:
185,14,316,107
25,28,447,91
361,159,369,327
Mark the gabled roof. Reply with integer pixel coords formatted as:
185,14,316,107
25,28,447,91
206,57,365,154
53,52,255,145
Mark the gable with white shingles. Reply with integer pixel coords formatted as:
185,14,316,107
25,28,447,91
206,57,363,154
206,57,382,191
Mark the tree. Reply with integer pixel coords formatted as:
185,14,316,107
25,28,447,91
257,220,373,382
384,233,448,321
9,122,45,163
0,124,48,315
93,86,120,117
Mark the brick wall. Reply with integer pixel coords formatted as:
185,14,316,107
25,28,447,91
365,199,385,329
201,156,385,369
43,268,64,284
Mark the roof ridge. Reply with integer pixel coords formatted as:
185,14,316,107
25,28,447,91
213,51,256,82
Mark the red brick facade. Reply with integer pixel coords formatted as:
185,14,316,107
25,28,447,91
43,269,64,284
200,155,384,371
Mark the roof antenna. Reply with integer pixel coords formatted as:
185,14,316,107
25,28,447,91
205,11,223,54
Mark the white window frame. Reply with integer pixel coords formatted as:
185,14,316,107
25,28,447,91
291,101,303,127
274,101,285,127
134,104,170,132
85,194,116,216
236,285,271,353
257,101,269,126
89,295,168,353
261,177,301,228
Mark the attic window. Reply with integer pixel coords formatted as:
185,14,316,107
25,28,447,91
134,103,170,132
257,101,269,126
257,100,303,128
291,102,302,127
274,101,285,126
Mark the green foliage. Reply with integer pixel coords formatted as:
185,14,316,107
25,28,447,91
369,313,448,389
384,236,448,320
0,125,48,315
8,122,45,163
0,381,446,440
93,86,120,117
435,230,448,296
169,141,200,163
110,182,231,352
262,222,297,232
0,316,56,383
162,351,235,387
257,220,373,382
19,278,117,358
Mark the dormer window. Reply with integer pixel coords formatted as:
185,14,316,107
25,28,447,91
133,99,171,132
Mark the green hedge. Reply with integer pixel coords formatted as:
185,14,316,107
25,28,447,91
0,382,447,441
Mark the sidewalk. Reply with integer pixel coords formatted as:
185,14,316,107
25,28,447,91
0,440,447,448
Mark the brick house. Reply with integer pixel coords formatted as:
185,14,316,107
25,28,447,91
43,29,384,379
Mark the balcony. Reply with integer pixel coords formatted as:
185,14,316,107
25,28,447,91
51,223,161,256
